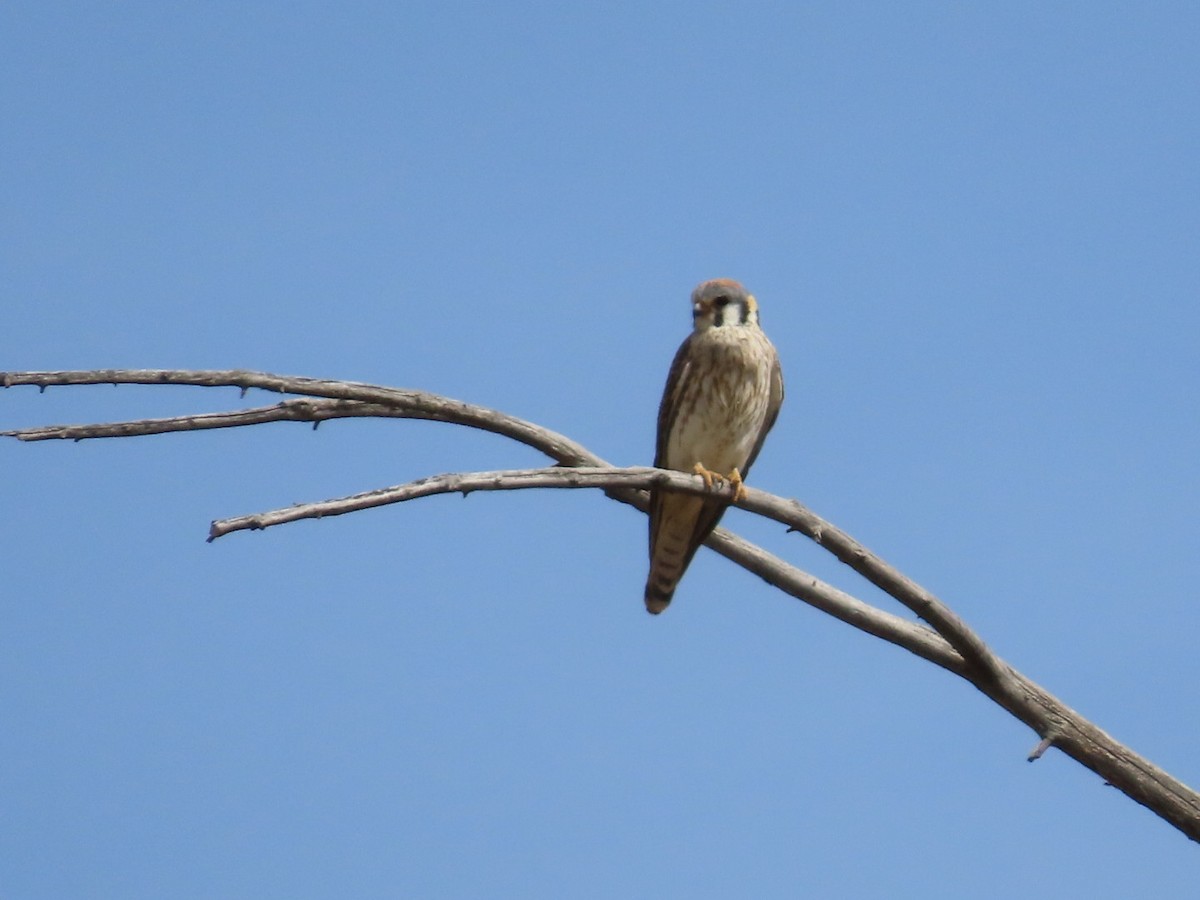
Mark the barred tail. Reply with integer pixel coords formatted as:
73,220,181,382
644,573,678,614
644,492,729,615
644,496,704,614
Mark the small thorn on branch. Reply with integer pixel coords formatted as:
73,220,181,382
786,523,824,541
1028,736,1055,762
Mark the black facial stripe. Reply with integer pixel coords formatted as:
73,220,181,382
712,294,730,327
711,299,752,327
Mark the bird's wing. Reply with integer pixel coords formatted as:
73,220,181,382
740,350,784,478
652,333,694,468
647,332,730,608
649,332,696,558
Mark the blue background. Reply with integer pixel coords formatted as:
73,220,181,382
4,3,1198,896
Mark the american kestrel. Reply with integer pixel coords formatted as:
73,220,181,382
644,278,784,614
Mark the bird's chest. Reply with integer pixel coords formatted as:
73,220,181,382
664,335,771,473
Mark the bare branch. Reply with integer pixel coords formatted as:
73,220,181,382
207,464,963,673
1,368,603,465
204,459,1000,681
3,398,399,441
5,368,1200,843
208,466,683,537
201,459,1200,841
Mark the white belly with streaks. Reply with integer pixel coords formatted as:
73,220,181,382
664,328,773,475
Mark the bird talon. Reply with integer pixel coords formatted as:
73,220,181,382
692,462,717,490
728,467,747,502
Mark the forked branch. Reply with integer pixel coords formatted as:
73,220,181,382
4,368,1198,842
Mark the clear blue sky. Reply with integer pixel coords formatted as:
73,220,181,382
4,3,1199,897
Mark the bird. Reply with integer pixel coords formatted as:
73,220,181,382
644,278,784,614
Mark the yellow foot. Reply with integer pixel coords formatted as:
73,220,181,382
692,463,746,501
728,467,747,503
692,462,717,490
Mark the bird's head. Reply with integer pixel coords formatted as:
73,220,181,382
691,278,760,331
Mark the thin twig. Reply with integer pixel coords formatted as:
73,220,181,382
3,398,399,441
1028,736,1056,762
208,466,684,537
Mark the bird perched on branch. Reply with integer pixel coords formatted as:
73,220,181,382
644,278,784,614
